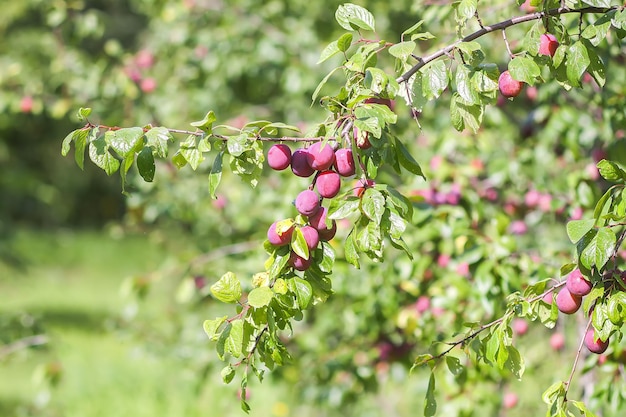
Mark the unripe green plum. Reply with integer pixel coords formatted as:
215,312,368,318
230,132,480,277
539,33,558,57
291,148,315,177
267,144,291,171
498,70,523,98
306,142,335,171
267,220,294,246
556,287,582,314
334,148,356,177
584,329,609,354
295,190,320,216
566,269,592,296
299,226,319,251
316,170,341,198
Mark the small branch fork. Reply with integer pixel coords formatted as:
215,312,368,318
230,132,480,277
418,281,567,366
396,6,619,84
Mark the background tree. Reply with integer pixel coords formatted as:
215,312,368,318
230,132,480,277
4,1,626,416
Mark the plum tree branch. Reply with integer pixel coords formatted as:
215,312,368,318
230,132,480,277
396,6,619,84
564,318,592,400
87,123,326,143
416,282,567,367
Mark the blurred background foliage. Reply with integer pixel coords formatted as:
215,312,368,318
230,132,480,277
2,0,626,416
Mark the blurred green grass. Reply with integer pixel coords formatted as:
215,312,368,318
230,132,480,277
0,230,281,417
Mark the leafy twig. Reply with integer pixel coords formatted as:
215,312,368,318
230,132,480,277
396,6,618,84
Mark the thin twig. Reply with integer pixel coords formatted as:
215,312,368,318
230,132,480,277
418,282,567,367
502,29,514,59
564,318,592,399
0,334,49,359
396,6,618,84
89,123,327,143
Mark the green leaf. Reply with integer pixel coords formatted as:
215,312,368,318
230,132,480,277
74,129,89,170
395,138,425,178
402,20,424,38
289,277,313,310
585,44,606,87
445,356,464,376
345,228,361,268
180,135,204,170
566,41,590,87
364,68,389,95
593,186,615,225
247,286,274,308
421,60,448,100
61,130,76,157
504,345,525,380
89,135,120,176
571,400,600,417
582,12,613,47
317,40,341,64
455,64,479,104
312,67,342,104
335,3,375,32
357,103,397,126
210,272,242,303
291,227,310,260
542,381,565,405
581,0,609,7
137,147,155,182
389,41,416,60
263,122,301,134
145,127,172,158
190,111,216,134
62,128,92,169
508,56,540,85
76,107,92,121
455,0,477,23
361,188,385,223
328,198,360,220
225,319,244,358
107,127,144,158
450,93,483,133
566,219,595,243
354,118,381,139
203,316,228,341
221,365,236,384
579,228,616,270
337,33,353,52
594,228,616,269
209,151,224,199
597,159,626,182
424,372,437,417
472,64,499,93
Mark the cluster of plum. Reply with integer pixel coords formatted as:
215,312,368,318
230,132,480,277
498,33,559,98
265,141,364,271
553,268,609,354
